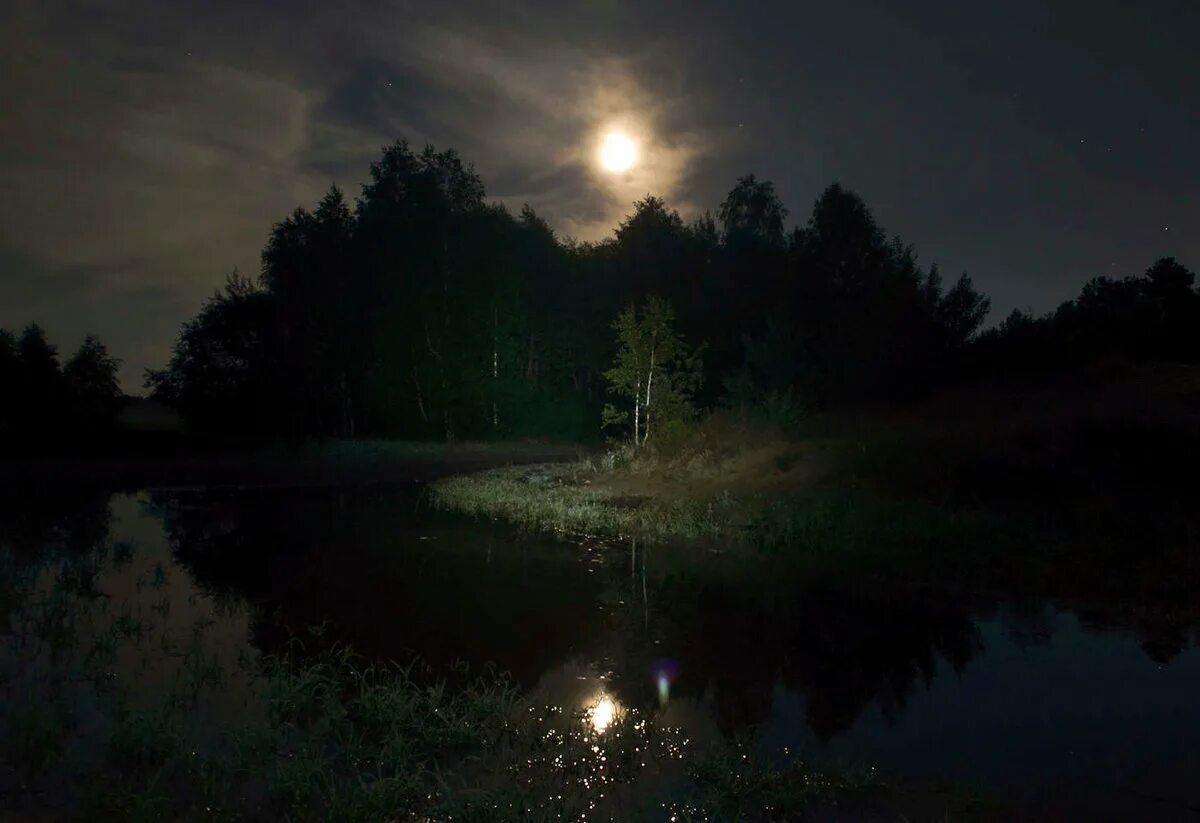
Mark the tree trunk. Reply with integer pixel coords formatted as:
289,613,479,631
410,343,428,423
338,371,354,437
438,230,454,442
643,341,656,446
492,303,499,431
633,377,641,447
424,322,453,442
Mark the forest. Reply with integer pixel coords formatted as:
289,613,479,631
0,327,123,441
2,139,1197,447
4,141,1200,820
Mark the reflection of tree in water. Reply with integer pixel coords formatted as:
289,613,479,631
1073,605,1196,665
1137,627,1191,664
0,482,113,558
618,568,983,742
149,488,1200,751
607,541,1200,745
148,487,321,595
992,597,1196,664
997,599,1054,647
777,590,982,740
148,487,609,685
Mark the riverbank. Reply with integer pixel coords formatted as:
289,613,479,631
432,367,1200,631
2,556,997,822
432,415,838,546
0,438,586,491
5,366,1199,819
429,439,995,600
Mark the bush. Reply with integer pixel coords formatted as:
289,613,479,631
650,418,697,460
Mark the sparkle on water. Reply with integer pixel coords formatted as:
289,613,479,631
588,693,619,733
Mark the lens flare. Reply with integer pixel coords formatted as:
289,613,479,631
651,659,680,707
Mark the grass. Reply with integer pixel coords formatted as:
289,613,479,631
1,534,896,822
432,461,732,544
429,412,853,550
431,461,980,573
431,393,1200,640
13,372,1196,818
7,640,881,821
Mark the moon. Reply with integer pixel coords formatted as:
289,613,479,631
598,131,638,173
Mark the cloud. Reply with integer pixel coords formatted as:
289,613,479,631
0,2,337,389
0,0,717,390
381,23,711,239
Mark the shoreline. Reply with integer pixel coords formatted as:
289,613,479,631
0,439,588,491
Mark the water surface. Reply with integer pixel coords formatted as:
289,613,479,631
3,484,1199,819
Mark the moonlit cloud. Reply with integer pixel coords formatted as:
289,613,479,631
0,0,721,390
368,26,711,239
0,2,332,388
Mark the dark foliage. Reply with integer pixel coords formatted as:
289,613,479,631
974,256,1200,375
146,138,1194,440
0,324,123,444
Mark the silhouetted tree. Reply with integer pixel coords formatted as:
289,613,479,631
64,335,123,430
15,324,67,435
938,272,991,351
614,196,688,299
718,174,788,248
260,185,360,436
728,183,991,406
1142,257,1199,358
355,141,488,440
145,137,1194,441
976,256,1199,373
702,176,791,396
0,328,15,435
146,272,274,432
0,325,125,444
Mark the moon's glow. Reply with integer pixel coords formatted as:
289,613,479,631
598,131,638,173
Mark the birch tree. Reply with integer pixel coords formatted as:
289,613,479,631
603,297,702,447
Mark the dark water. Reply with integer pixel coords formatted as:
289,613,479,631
3,484,1200,818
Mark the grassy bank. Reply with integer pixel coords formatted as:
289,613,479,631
3,633,889,822
0,438,585,492
432,459,977,571
429,413,983,565
6,635,996,821
432,415,840,549
53,649,883,821
432,370,1200,625
3,529,1013,821
432,460,733,543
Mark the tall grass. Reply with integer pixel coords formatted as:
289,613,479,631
432,461,732,544
431,459,974,566
1,535,877,820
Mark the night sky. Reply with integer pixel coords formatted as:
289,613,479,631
2,0,1197,390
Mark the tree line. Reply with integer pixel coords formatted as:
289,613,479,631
137,140,984,441
974,256,1200,376
144,139,1200,442
11,137,1194,446
0,325,123,441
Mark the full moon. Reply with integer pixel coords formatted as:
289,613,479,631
598,131,638,173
